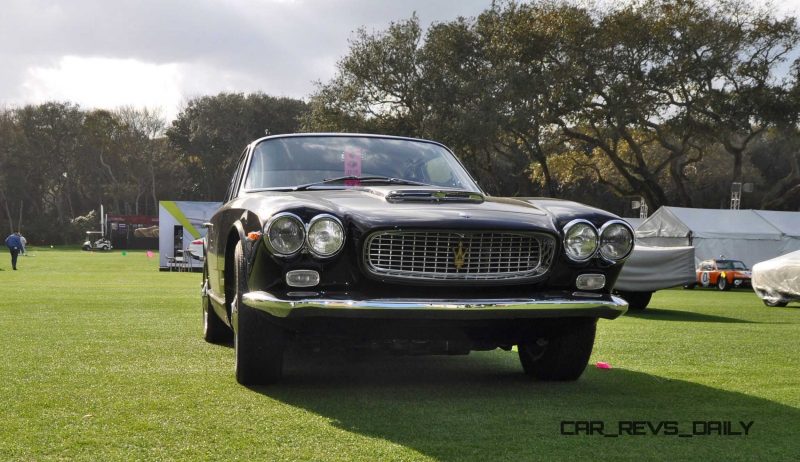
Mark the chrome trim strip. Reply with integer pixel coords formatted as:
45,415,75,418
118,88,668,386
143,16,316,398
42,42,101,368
385,190,485,204
242,291,628,319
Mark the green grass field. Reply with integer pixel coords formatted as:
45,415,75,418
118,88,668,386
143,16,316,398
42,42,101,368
1,248,798,461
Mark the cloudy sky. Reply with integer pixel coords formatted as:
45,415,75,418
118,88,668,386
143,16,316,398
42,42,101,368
0,0,492,120
2,0,799,121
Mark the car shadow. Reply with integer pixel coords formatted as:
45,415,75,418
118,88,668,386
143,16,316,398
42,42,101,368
244,351,799,460
625,308,758,323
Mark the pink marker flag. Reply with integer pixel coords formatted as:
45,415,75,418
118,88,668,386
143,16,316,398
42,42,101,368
146,251,154,258
343,147,362,186
596,361,612,369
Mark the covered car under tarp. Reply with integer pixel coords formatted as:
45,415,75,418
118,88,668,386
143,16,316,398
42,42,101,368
614,245,696,310
752,250,800,307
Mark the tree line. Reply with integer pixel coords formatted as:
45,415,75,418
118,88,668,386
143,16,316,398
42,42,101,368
0,95,307,243
2,0,799,244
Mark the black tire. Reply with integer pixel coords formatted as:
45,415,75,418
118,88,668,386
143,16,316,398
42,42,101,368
202,262,232,344
82,245,91,251
617,291,652,311
763,299,788,307
683,283,696,290
717,277,730,291
518,319,597,381
232,240,285,385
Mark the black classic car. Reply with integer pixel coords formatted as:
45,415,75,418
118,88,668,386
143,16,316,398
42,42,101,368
201,134,633,385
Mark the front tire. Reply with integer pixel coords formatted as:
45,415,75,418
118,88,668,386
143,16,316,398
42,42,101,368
232,240,285,385
617,291,652,311
763,299,788,307
518,319,597,381
717,277,730,291
202,264,232,344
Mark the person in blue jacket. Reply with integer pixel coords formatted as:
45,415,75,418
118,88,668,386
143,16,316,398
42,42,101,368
5,232,22,270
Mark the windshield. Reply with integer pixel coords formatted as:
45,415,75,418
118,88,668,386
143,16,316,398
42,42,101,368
243,136,480,192
717,260,748,270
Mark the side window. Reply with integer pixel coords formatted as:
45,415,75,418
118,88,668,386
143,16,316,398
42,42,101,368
223,176,236,203
226,149,249,202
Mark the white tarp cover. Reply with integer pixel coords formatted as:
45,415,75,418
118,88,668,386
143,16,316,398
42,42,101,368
614,245,696,292
752,250,800,304
635,206,800,267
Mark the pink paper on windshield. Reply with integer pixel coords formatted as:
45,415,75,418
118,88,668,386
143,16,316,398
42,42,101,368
343,147,362,186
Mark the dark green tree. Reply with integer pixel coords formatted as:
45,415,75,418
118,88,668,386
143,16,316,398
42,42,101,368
167,92,308,200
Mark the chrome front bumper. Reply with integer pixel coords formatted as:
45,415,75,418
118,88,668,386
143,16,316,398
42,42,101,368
242,291,628,320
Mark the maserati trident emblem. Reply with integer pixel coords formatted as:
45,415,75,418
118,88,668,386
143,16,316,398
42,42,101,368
453,242,468,270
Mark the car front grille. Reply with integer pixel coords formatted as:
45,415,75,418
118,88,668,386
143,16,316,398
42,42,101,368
363,230,556,283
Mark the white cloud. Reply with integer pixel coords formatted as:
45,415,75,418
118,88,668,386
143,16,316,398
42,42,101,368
19,55,280,120
22,56,185,119
20,0,797,122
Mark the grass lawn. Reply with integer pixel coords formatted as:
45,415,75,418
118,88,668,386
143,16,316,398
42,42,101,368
1,247,799,461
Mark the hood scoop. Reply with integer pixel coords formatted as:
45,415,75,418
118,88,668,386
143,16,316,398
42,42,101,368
384,189,485,204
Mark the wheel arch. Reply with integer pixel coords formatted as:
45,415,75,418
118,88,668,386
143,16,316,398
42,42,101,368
224,221,248,313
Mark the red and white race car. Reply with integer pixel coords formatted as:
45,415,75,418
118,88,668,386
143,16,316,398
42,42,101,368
692,258,752,291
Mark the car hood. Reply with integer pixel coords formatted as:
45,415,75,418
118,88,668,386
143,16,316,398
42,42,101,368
239,187,558,233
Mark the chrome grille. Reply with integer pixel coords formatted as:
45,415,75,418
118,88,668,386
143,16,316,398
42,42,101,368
364,230,556,282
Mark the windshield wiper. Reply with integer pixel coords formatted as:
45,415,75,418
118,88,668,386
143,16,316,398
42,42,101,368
292,176,432,191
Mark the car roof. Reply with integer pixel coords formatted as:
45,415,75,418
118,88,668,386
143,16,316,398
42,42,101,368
248,132,450,151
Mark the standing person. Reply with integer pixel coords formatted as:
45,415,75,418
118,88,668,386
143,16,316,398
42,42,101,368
5,232,22,270
19,233,27,255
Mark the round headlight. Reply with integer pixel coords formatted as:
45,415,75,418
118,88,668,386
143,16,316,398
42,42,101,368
599,221,634,261
307,215,345,257
563,220,598,262
265,213,305,255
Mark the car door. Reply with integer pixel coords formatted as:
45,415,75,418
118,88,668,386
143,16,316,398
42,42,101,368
209,148,249,293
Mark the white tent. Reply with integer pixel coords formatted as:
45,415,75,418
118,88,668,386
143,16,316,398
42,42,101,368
158,201,221,270
635,206,800,267
753,210,800,254
622,217,645,229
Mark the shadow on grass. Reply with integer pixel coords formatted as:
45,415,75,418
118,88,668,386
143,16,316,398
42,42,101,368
247,351,799,460
625,308,757,323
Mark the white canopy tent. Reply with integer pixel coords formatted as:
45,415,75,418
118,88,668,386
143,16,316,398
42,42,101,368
635,206,800,267
752,210,800,255
622,217,644,229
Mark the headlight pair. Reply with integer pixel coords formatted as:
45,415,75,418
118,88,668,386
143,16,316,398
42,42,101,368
265,213,345,257
563,219,633,262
